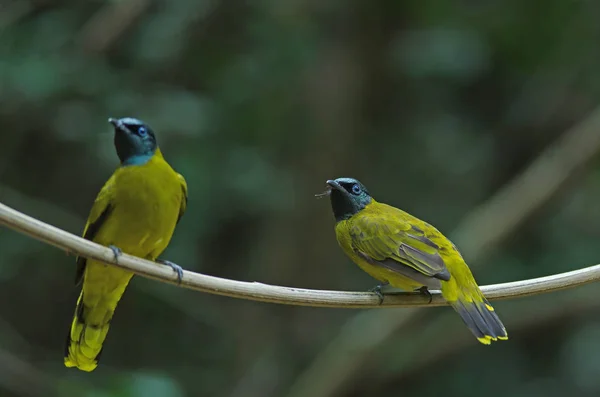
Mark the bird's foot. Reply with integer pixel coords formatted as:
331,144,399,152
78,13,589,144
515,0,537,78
417,286,433,304
157,259,184,284
108,245,122,263
369,282,389,305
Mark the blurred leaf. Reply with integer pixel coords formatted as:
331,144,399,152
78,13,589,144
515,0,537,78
126,372,184,397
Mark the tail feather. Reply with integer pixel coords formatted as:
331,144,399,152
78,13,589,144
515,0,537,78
439,261,508,344
450,298,508,344
64,291,114,372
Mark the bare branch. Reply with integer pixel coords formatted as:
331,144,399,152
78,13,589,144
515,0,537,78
1,201,600,308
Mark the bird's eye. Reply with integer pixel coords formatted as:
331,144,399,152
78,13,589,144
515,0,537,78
351,184,362,195
138,126,148,137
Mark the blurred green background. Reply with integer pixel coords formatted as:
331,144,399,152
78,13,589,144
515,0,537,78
2,0,600,396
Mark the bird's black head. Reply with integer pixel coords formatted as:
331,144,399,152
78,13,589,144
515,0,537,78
109,117,158,166
326,177,372,222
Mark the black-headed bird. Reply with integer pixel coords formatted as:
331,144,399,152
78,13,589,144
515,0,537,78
324,177,507,344
64,117,188,371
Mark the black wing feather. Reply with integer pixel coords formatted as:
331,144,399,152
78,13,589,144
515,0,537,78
74,204,113,286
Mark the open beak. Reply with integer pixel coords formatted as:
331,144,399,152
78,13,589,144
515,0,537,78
315,179,341,199
320,179,351,200
326,179,343,191
108,118,128,134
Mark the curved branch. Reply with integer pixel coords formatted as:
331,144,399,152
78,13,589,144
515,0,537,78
1,201,599,308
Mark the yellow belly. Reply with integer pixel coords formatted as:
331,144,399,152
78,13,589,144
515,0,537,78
96,165,180,257
352,254,424,291
82,159,181,309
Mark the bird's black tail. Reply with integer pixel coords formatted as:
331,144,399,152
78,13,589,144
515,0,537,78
450,296,508,344
441,276,508,344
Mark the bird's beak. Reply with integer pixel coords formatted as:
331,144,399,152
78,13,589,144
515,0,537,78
108,118,128,134
326,179,351,200
326,179,343,191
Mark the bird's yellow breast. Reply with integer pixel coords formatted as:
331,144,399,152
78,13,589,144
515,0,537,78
94,153,182,259
334,202,424,291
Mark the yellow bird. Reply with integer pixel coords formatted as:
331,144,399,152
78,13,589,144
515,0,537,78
324,177,507,344
64,117,188,371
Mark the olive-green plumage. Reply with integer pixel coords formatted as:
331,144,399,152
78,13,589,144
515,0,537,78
64,117,188,371
326,177,507,344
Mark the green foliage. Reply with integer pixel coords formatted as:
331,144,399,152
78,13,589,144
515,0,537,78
2,0,600,396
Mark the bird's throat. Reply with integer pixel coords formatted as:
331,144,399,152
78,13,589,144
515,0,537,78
122,153,153,166
330,190,360,222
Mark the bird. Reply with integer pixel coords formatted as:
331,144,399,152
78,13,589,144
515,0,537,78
64,117,188,371
323,177,507,344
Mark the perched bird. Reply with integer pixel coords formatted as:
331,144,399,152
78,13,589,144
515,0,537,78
64,117,188,371
324,177,507,344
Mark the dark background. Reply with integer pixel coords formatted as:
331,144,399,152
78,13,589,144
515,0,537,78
2,0,600,396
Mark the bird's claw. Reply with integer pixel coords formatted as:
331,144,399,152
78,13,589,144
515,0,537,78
417,286,433,304
108,245,122,263
157,259,184,284
369,282,388,305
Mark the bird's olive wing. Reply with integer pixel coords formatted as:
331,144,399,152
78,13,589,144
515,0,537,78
176,173,188,225
75,176,116,285
350,215,450,281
